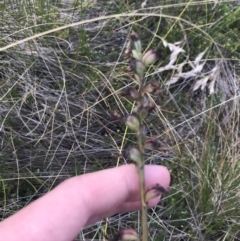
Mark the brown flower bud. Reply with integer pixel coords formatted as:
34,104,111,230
143,95,155,113
144,137,169,152
142,81,160,94
120,87,140,101
132,96,156,122
111,228,140,241
142,49,158,66
111,152,123,159
147,100,156,113
130,59,137,72
112,110,123,121
130,32,139,42
133,73,141,83
145,184,166,203
144,137,162,150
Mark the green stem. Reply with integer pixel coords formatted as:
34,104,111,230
137,83,148,241
137,131,148,241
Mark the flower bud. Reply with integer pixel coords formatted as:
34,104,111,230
135,61,145,78
144,137,162,150
142,94,149,108
122,147,142,163
142,49,158,66
144,137,169,152
146,100,156,113
145,184,166,203
129,147,142,163
142,81,160,94
138,107,148,122
136,96,156,122
125,114,140,131
130,32,139,41
130,32,142,54
120,87,140,101
111,110,123,121
117,228,140,241
130,59,145,79
133,73,141,83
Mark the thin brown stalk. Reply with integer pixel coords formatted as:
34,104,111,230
136,130,148,241
137,84,148,241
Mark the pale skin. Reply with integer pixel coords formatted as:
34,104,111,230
0,164,170,241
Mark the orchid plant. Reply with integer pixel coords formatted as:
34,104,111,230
109,32,167,241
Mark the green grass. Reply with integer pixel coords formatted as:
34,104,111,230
0,0,240,240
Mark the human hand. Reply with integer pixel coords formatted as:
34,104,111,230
0,164,170,241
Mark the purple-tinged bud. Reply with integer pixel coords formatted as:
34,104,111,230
145,184,166,203
130,32,142,53
142,49,158,66
120,87,140,101
125,114,140,131
130,32,139,41
130,59,137,72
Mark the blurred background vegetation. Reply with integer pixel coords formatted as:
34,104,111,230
0,0,240,240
